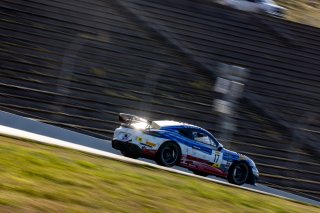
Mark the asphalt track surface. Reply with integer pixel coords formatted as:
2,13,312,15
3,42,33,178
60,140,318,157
0,111,319,206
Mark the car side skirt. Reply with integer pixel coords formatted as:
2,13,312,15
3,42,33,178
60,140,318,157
179,154,228,178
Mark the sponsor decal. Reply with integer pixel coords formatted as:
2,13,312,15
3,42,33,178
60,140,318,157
146,141,156,147
212,163,220,168
136,136,143,143
224,162,231,170
119,133,131,141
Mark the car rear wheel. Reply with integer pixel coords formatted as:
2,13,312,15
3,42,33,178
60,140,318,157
227,161,249,185
155,142,181,167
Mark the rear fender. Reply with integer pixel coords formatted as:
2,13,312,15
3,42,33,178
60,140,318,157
157,141,182,155
156,141,182,161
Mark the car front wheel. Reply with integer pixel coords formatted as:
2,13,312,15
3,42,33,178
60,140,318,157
155,142,181,167
227,161,249,185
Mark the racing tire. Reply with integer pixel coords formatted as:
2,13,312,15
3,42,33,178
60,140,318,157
155,141,181,167
191,170,209,177
227,161,249,185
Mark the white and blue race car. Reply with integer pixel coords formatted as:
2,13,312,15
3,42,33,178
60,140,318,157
112,113,259,185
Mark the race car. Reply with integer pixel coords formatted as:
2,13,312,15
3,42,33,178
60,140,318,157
217,0,286,18
112,113,259,185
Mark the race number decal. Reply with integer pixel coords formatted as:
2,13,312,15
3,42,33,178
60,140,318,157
212,151,223,168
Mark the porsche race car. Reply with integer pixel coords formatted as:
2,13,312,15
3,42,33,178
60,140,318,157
112,113,259,185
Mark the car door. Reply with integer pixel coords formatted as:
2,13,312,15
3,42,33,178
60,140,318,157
177,128,211,161
185,129,217,164
178,128,226,175
190,129,225,169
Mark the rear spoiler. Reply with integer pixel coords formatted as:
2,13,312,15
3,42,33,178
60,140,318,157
119,113,152,127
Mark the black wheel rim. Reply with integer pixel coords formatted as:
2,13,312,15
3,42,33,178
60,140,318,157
162,146,178,165
233,164,248,184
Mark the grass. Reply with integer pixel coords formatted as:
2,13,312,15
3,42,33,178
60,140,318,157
275,0,320,28
0,135,319,212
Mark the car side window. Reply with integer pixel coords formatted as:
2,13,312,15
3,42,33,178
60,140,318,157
179,129,193,140
192,130,216,147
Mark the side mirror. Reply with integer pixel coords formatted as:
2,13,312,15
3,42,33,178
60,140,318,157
218,146,223,151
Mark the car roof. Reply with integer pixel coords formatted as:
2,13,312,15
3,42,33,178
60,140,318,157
155,120,220,145
153,120,209,132
152,120,196,128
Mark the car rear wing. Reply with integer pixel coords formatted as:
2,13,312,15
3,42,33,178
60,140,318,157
119,113,152,127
